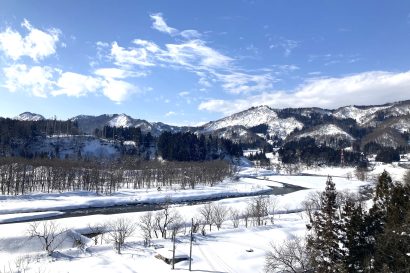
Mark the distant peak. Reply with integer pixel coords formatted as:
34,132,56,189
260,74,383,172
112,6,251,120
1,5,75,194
15,112,45,121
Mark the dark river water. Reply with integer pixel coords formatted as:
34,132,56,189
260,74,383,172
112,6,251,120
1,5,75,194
1,179,305,224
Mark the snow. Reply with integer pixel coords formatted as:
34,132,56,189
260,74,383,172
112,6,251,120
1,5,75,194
0,211,65,224
108,114,134,127
14,112,45,121
0,165,391,273
268,117,303,139
333,105,389,125
0,175,275,215
243,149,262,157
27,135,120,159
203,105,279,131
391,118,410,133
296,124,354,141
202,106,304,140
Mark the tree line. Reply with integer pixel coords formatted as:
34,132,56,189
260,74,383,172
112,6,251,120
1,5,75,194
0,157,233,196
279,137,363,166
0,118,80,157
157,131,243,161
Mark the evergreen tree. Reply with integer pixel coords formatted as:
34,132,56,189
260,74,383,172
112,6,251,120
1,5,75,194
368,170,394,240
307,176,344,272
373,182,410,271
340,201,370,272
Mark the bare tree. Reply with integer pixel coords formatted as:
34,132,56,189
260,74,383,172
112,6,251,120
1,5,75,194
265,237,310,273
242,207,252,228
301,191,322,225
87,223,106,245
230,207,241,228
154,202,182,239
138,211,154,247
354,167,368,181
27,221,67,255
107,218,136,254
248,195,270,226
269,196,279,224
212,204,228,230
198,203,214,232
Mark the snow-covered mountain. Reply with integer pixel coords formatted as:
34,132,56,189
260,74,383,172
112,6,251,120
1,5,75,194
14,112,45,121
333,105,390,125
202,105,279,131
333,100,410,126
267,117,303,139
294,124,354,142
209,125,265,144
201,105,303,140
70,114,187,136
362,128,408,149
11,99,410,149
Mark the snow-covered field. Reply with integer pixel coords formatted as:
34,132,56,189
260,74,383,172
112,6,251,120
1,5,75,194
0,164,406,273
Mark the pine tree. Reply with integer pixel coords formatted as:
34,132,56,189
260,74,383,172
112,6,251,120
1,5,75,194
340,201,369,272
367,170,394,253
307,176,344,272
373,182,410,271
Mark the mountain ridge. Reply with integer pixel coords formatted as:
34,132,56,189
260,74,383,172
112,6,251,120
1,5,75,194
8,99,410,148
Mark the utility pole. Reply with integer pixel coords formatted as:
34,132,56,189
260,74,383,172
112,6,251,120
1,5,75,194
172,229,176,270
189,218,193,271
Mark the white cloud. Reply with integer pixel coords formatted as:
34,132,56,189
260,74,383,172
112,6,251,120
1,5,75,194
199,70,410,115
101,78,136,103
150,13,178,35
0,19,60,61
51,69,138,103
180,29,201,39
269,38,299,57
98,14,275,96
133,39,160,53
165,111,176,117
94,67,146,79
2,64,56,97
150,13,202,40
178,91,190,97
52,72,101,97
164,39,232,68
2,64,137,103
110,41,155,67
216,72,274,94
198,77,212,87
110,37,233,71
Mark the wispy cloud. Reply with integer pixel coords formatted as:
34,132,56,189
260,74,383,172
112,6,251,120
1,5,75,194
0,19,60,61
94,67,147,79
83,12,280,98
0,15,280,104
165,111,176,117
150,13,178,35
269,37,299,57
215,71,274,94
180,29,201,39
199,70,410,115
308,53,361,66
110,41,156,67
163,39,233,68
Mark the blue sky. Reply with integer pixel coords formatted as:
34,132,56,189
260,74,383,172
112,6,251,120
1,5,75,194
0,1,410,125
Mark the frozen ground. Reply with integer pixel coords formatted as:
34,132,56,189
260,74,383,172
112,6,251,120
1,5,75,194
0,164,405,273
